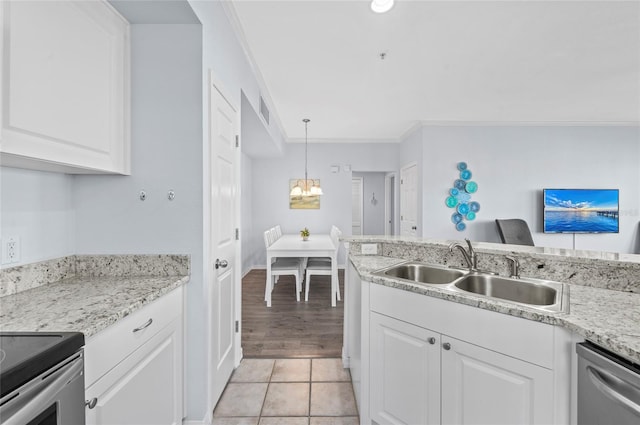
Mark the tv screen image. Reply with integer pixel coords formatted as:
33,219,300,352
543,189,619,234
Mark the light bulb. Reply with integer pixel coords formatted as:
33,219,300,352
371,0,394,13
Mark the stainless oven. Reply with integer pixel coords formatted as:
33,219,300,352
0,332,85,425
577,341,640,424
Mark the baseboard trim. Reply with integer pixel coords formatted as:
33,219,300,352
342,346,350,368
183,410,212,425
183,420,208,425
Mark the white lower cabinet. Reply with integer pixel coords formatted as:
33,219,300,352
441,335,553,425
370,312,441,425
84,287,184,425
361,282,569,425
85,322,182,425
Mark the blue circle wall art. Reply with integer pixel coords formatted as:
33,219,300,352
445,162,480,231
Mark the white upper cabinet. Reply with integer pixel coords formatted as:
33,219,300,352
1,0,130,174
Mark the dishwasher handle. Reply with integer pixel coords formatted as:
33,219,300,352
587,365,640,416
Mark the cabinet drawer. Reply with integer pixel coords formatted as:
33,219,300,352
85,287,183,387
370,283,554,369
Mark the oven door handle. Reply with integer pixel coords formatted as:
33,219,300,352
2,355,84,425
587,365,640,416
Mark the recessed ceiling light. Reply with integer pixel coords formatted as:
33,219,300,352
371,0,394,14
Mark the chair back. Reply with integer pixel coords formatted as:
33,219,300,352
330,226,342,253
263,230,273,248
268,228,278,244
274,225,282,238
495,219,535,246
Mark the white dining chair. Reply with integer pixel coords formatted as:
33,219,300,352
264,229,304,301
304,227,342,302
306,225,340,264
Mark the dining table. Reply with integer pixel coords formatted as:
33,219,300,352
265,234,338,307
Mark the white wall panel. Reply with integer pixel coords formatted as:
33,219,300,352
417,125,640,253
0,167,75,266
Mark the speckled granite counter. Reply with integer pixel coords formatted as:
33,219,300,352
0,255,190,338
349,251,640,365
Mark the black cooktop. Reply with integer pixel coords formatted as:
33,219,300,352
0,332,84,399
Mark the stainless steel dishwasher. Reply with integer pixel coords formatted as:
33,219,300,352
577,341,640,424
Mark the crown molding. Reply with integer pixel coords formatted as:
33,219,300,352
220,1,289,140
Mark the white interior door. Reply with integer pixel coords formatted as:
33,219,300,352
401,163,418,236
352,177,363,235
208,81,238,407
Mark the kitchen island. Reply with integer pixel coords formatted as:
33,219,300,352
343,236,640,425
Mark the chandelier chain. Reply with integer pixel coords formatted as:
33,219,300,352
304,118,310,190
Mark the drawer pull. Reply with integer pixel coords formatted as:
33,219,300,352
133,318,153,333
86,398,98,409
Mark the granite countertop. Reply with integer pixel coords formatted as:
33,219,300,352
0,255,190,338
351,254,640,364
0,275,189,338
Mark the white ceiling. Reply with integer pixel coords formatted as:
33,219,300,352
228,0,640,142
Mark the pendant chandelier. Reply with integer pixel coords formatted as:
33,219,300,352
290,118,323,197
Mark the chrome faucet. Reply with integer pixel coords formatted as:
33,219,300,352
505,255,520,279
449,238,478,271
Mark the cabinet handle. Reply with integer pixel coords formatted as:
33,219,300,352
132,318,153,333
442,342,451,350
427,337,436,345
86,398,98,409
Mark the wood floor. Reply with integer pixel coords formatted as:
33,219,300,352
241,269,344,358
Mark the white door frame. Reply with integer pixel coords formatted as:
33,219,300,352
204,70,242,422
384,172,397,236
352,177,363,236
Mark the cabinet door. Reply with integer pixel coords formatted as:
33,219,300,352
1,0,130,174
85,321,182,425
441,335,554,425
370,312,440,425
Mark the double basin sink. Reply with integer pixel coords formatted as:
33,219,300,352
373,261,568,313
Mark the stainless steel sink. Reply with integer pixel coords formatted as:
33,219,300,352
453,274,556,305
373,262,467,285
452,273,567,313
373,261,568,313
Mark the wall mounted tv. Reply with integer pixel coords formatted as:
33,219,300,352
543,189,619,234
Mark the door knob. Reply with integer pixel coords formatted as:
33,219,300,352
427,337,436,345
442,342,451,350
215,259,228,269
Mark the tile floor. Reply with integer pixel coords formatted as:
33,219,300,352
212,358,359,425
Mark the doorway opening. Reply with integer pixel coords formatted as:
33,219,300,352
352,171,396,236
241,270,345,358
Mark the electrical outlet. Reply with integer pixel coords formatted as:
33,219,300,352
2,236,20,264
361,243,378,255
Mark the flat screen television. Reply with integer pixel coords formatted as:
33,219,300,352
543,189,619,233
